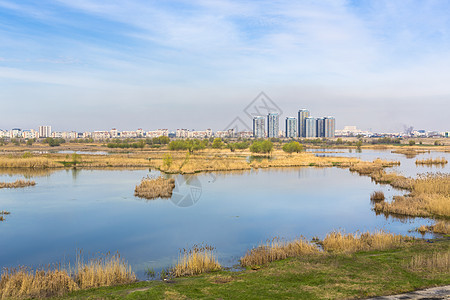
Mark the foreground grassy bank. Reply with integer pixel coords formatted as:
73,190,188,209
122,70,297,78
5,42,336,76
56,238,449,300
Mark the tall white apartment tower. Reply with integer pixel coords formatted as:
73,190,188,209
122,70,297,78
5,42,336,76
267,112,279,138
298,109,310,138
285,117,298,138
305,117,317,138
39,126,52,138
253,116,266,138
324,117,336,138
316,117,325,137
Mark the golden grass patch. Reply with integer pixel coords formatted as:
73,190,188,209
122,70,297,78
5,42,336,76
74,252,136,289
240,237,319,267
134,176,175,199
391,149,428,158
370,191,385,202
321,231,408,254
0,156,59,169
0,179,36,189
408,251,450,273
415,157,448,165
417,221,450,235
0,252,135,299
173,244,221,277
374,173,450,218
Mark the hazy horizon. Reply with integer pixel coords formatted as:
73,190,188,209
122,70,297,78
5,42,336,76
1,1,449,133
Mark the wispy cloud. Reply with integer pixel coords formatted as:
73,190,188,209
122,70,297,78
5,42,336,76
0,0,449,131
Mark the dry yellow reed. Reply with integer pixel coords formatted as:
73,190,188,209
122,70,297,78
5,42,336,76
417,221,450,235
391,149,427,158
413,173,450,195
415,157,448,165
0,180,36,189
370,191,385,202
374,173,450,218
321,231,408,253
408,251,450,273
173,244,221,277
0,267,78,299
134,176,175,199
0,156,58,169
0,252,136,299
240,237,319,267
74,252,136,289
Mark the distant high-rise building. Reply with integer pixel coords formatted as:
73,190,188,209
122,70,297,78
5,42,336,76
253,116,265,138
267,113,279,138
324,117,336,138
305,117,317,138
39,126,52,138
316,117,325,137
285,117,297,138
298,109,310,137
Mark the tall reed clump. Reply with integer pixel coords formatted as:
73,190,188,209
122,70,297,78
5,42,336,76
391,149,427,158
173,244,221,277
370,191,385,202
417,221,450,235
0,179,36,189
369,171,412,190
408,251,450,273
413,173,450,195
349,159,400,176
0,156,58,169
321,231,408,254
374,173,450,218
74,252,136,289
0,252,136,299
0,267,78,299
134,176,175,199
240,237,319,267
415,157,448,165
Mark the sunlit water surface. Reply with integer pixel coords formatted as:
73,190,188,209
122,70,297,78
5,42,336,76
0,149,448,279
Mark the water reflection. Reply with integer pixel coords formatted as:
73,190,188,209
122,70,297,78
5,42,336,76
0,150,447,280
246,155,274,163
0,168,58,178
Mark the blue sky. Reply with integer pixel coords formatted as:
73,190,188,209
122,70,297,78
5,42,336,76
0,0,449,132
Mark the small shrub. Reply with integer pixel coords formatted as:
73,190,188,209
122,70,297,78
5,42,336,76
282,141,303,153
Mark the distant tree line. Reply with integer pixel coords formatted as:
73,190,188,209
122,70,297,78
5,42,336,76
107,139,145,149
44,137,66,147
250,140,273,154
168,139,208,153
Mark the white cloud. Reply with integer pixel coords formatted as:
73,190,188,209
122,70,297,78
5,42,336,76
1,0,449,131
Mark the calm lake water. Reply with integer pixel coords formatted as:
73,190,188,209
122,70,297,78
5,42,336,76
0,149,449,279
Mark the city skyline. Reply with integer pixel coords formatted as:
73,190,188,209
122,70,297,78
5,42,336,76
0,1,449,132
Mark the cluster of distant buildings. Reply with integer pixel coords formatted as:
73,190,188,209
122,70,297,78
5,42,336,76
0,126,249,140
335,126,450,138
252,109,335,139
1,122,448,141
